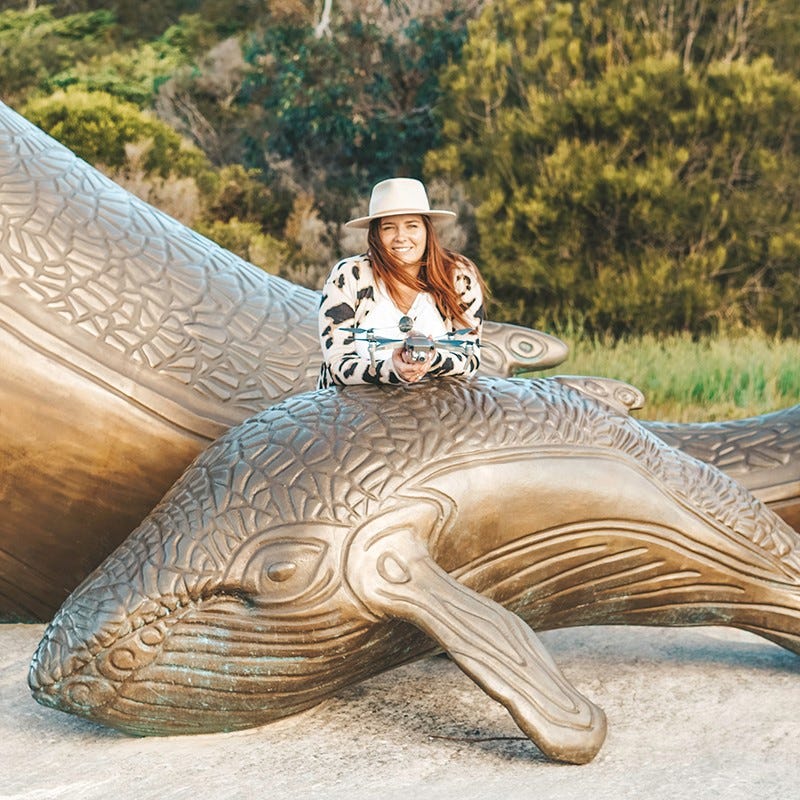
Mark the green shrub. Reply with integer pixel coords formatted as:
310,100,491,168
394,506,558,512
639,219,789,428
427,0,800,338
22,87,207,177
0,6,117,103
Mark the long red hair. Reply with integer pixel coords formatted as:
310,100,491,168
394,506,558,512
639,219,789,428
366,215,485,329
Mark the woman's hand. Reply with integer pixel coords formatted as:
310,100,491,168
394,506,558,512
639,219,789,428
391,343,434,383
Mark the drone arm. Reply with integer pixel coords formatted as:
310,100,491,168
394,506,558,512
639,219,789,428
427,329,481,378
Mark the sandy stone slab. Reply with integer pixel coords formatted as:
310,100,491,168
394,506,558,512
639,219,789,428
2,623,798,800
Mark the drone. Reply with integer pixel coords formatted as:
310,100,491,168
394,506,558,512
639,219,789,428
342,315,476,368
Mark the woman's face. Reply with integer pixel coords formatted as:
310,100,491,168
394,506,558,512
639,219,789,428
378,214,427,266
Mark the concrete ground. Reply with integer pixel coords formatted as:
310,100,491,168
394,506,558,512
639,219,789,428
2,622,798,800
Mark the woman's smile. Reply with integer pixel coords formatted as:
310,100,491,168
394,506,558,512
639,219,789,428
378,214,427,266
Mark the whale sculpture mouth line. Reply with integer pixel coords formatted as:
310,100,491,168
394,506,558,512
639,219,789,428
32,596,376,702
32,587,263,689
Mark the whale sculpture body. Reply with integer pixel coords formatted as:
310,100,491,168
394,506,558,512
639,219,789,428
0,101,567,620
29,377,800,763
646,407,800,531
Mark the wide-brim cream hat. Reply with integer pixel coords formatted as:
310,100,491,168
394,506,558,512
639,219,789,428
345,178,457,229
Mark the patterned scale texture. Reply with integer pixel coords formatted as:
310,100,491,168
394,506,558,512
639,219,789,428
645,407,800,483
0,103,320,415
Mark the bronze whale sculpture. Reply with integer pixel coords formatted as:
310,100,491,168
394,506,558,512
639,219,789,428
29,377,800,764
1,101,798,621
0,101,567,620
647,407,800,532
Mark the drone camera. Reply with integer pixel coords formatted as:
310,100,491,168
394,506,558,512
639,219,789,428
403,334,436,363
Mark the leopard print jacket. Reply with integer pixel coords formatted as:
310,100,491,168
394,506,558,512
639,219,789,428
317,253,485,387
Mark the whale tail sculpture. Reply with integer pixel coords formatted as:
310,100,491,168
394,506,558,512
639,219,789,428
29,377,800,763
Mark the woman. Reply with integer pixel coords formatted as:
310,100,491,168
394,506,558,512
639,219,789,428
318,178,486,387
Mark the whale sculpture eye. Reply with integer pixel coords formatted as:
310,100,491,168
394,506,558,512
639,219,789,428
266,561,297,582
224,533,335,607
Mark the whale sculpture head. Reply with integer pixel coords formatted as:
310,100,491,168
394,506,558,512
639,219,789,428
29,376,800,763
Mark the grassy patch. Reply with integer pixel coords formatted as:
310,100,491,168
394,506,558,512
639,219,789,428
529,331,800,422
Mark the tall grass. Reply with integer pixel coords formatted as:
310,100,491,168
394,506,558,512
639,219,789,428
530,330,800,422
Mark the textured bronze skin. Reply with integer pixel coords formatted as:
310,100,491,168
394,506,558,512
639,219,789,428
644,408,800,531
0,102,567,620
7,101,799,762
29,377,800,763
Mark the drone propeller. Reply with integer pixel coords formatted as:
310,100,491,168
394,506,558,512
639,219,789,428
341,324,409,336
340,326,371,334
369,336,406,346
432,328,476,347
344,331,406,347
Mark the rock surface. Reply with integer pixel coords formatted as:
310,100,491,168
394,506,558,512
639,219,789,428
2,623,798,799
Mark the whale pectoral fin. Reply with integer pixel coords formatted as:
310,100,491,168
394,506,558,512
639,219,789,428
346,525,607,764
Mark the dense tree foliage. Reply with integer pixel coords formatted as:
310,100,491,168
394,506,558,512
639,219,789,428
0,6,117,103
8,0,269,40
1,1,798,336
427,0,800,336
23,87,208,175
43,16,217,104
237,9,470,221
150,1,475,283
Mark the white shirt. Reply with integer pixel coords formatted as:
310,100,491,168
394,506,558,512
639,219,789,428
354,283,447,361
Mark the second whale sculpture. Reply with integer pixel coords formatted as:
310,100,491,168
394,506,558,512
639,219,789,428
30,376,800,764
647,407,800,532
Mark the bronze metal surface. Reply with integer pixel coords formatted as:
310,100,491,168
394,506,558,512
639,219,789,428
643,408,800,531
5,100,799,763
29,377,800,763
